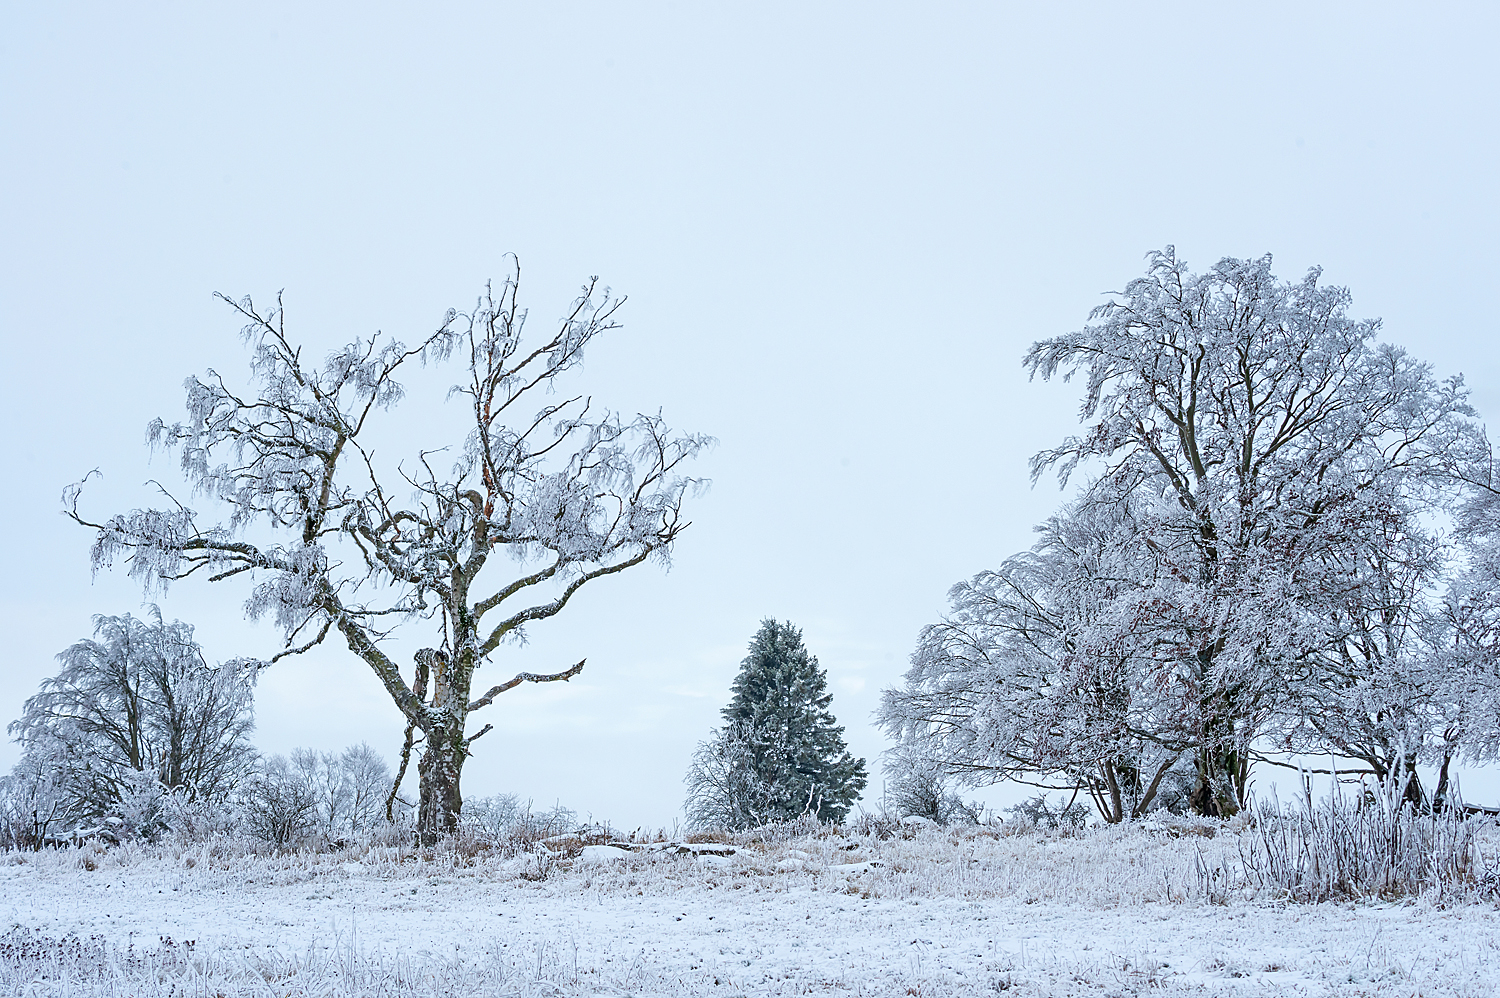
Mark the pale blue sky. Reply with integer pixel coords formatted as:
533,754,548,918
3,2,1498,824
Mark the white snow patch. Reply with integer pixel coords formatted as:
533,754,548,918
3,823,1498,996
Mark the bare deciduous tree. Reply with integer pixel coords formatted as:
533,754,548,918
290,743,392,838
68,264,710,838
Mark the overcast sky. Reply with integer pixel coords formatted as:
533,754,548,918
3,2,1499,827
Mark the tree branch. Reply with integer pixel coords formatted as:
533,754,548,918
480,550,651,656
468,659,585,712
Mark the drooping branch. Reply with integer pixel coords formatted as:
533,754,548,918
386,723,422,823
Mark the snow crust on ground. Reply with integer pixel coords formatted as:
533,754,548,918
2,823,1498,996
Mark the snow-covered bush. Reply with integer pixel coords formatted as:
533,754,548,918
460,795,579,862
0,753,71,850
1007,793,1090,834
8,612,258,833
462,795,574,838
112,769,173,841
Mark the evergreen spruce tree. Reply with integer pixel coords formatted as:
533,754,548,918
685,619,867,827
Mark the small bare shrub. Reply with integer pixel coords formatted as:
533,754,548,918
518,850,556,881
238,756,318,847
882,753,982,826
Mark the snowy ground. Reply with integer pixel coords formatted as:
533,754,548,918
2,823,1499,996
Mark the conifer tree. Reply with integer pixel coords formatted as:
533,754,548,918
685,619,866,827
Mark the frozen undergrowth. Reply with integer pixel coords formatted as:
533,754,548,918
3,818,1500,996
11,810,1497,906
8,821,1230,905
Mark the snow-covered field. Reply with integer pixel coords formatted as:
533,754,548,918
3,821,1499,996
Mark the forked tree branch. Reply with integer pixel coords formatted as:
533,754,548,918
480,550,652,655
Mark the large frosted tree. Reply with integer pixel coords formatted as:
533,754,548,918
9,610,257,832
69,265,710,838
884,248,1479,818
685,619,866,827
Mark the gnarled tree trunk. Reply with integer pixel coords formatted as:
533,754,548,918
416,724,465,840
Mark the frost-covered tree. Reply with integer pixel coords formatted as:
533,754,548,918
0,734,75,848
880,499,1190,823
686,620,866,827
1438,557,1500,805
1432,441,1500,790
8,611,257,830
683,720,781,829
67,265,710,838
1023,249,1476,815
885,248,1480,818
